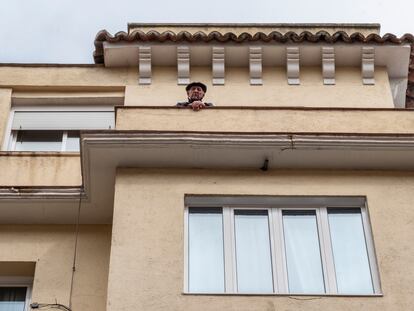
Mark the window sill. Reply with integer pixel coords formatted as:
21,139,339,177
0,151,80,156
182,292,383,297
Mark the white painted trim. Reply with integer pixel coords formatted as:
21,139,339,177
389,78,408,108
249,47,262,85
318,207,338,294
361,205,382,294
322,47,335,85
0,187,83,201
24,286,32,311
61,131,68,152
183,206,189,293
139,46,152,85
9,131,17,151
286,47,300,85
362,46,375,85
223,207,235,292
1,108,14,151
273,208,288,294
177,46,190,85
0,277,33,311
268,208,279,293
212,47,225,85
103,42,410,80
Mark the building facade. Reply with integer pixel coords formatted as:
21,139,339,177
0,23,413,311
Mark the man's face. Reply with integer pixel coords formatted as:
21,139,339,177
187,86,205,101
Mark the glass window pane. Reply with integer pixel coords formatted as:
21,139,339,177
188,208,225,293
0,287,26,311
234,210,273,293
283,211,325,294
15,130,62,151
328,209,373,294
66,131,80,152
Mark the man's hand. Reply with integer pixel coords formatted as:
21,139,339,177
190,101,206,111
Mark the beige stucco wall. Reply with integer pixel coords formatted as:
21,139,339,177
116,107,414,134
0,89,12,147
0,66,136,89
108,168,414,311
0,225,111,311
125,67,393,108
0,154,81,186
0,66,393,109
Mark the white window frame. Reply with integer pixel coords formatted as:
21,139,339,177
0,276,33,311
184,196,381,296
8,130,79,152
2,105,115,151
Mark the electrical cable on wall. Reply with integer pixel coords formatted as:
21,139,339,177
30,190,82,311
68,190,82,309
30,302,71,311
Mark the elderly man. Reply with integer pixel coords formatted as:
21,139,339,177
176,82,213,111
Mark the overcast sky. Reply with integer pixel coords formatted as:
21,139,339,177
0,0,413,64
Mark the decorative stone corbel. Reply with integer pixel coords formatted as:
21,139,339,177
361,46,375,85
322,47,335,85
286,47,300,85
249,47,262,85
139,46,151,85
212,47,225,85
177,46,190,85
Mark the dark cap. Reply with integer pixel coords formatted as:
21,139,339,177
186,82,207,93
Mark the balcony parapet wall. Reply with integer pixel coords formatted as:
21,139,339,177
116,107,414,134
0,153,81,186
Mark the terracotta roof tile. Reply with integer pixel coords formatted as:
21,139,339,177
407,46,414,108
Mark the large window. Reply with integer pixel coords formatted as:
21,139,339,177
184,196,381,295
4,106,115,152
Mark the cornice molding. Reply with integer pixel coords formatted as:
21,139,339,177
94,30,414,64
81,132,414,150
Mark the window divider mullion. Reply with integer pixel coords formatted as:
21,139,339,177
361,205,382,294
318,207,338,294
183,207,189,293
61,131,68,152
273,208,288,294
223,207,236,293
267,208,278,293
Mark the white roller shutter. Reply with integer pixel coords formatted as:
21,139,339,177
11,111,115,130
